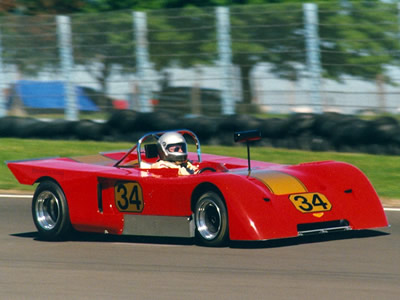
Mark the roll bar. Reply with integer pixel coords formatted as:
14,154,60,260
114,129,202,167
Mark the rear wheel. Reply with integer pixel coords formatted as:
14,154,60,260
194,191,228,246
32,181,72,240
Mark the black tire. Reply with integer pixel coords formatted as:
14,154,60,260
32,181,72,241
194,191,229,247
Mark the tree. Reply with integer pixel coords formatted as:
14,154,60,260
318,1,400,83
143,4,304,110
0,0,87,82
0,0,17,14
144,1,400,110
71,10,135,109
80,0,308,12
229,3,305,108
0,14,59,76
2,0,400,113
11,0,85,15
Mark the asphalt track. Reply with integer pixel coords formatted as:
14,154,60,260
0,195,399,300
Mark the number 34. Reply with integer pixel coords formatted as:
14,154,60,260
115,182,144,212
289,193,332,213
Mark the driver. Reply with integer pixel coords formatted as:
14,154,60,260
151,131,199,176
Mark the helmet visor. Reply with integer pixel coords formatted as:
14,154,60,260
167,143,186,153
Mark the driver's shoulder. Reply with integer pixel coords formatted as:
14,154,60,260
139,161,152,169
152,160,180,169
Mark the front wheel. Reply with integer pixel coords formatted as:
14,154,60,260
32,181,72,240
194,191,229,247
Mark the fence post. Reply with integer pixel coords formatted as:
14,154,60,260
216,7,235,115
303,3,322,114
133,11,153,113
0,29,6,117
398,2,400,40
56,15,78,121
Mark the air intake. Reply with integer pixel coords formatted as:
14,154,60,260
297,219,351,236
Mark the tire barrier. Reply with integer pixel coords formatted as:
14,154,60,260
1,112,400,155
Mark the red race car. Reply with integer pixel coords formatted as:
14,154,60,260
7,129,388,246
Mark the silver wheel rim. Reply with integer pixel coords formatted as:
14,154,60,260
35,191,61,230
196,198,222,240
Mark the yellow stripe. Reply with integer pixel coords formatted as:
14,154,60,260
251,170,308,195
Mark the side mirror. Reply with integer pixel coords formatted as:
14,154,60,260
234,130,261,172
234,130,261,143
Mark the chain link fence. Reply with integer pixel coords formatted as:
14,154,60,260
1,2,400,120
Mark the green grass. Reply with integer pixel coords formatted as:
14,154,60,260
1,138,399,201
25,111,111,120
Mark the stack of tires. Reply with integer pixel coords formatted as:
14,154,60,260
1,112,400,155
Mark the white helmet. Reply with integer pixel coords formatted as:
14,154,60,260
157,132,188,163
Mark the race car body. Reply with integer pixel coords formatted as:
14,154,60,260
7,129,388,246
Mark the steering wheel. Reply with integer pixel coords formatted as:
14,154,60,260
199,167,217,174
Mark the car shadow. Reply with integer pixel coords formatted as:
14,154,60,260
229,229,390,249
10,231,195,246
11,229,389,248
